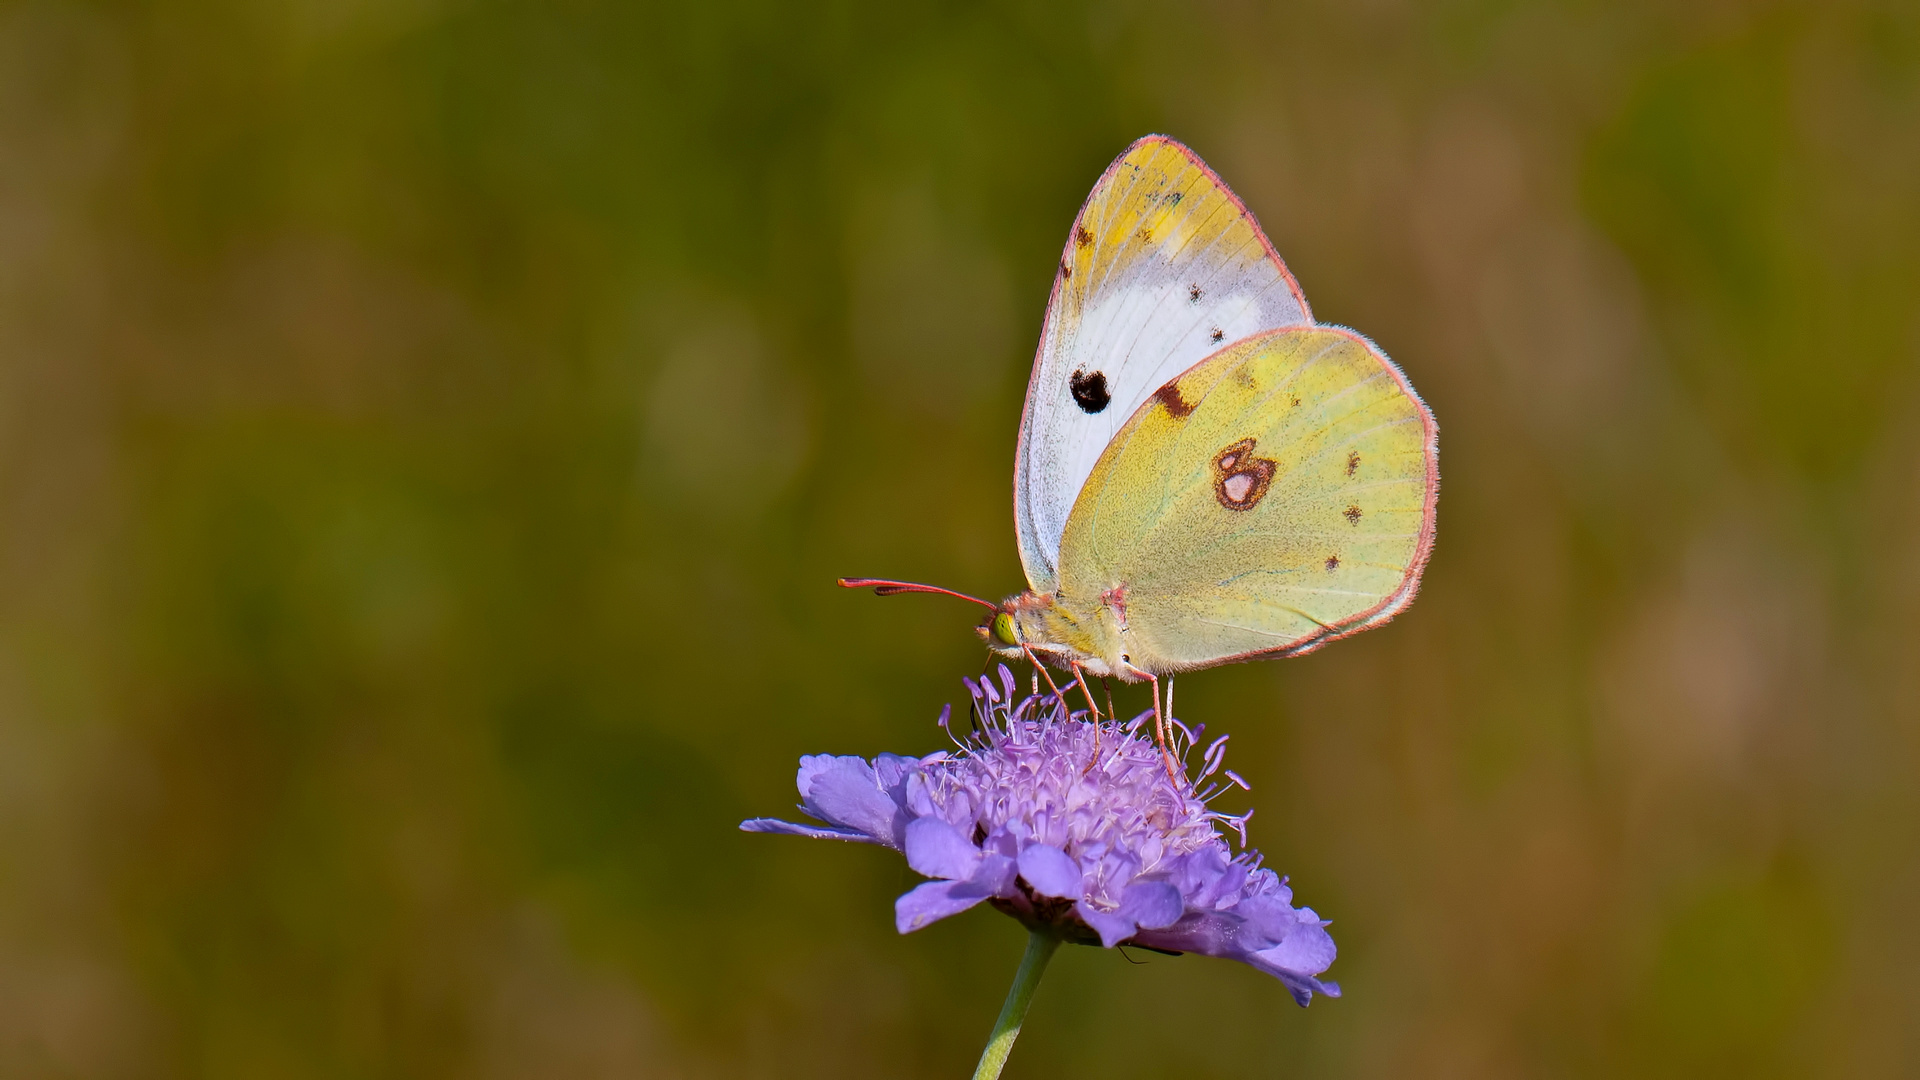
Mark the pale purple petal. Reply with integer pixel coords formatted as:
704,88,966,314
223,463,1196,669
872,751,933,791
1075,900,1137,948
904,817,983,881
1237,893,1315,944
972,852,1019,897
799,755,903,846
1129,912,1236,956
903,770,937,818
1259,915,1337,974
980,827,1018,860
1017,843,1082,898
895,878,994,933
738,818,882,843
1245,953,1343,1006
794,753,854,796
1119,880,1185,930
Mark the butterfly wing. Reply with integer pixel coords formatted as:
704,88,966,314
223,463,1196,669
1054,326,1438,671
1015,135,1312,594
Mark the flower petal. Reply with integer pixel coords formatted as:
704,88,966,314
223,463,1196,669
904,816,983,881
801,755,905,847
1075,900,1137,948
1244,951,1343,1006
895,878,993,933
738,818,883,843
1132,907,1342,1007
872,752,931,791
1259,914,1337,975
1237,893,1319,946
972,851,1019,896
1017,843,1083,898
1119,880,1185,930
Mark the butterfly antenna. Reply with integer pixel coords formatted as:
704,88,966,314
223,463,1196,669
837,578,999,611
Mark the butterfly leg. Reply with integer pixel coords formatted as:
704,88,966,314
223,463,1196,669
1147,673,1179,783
1069,663,1101,720
1070,662,1103,770
1018,643,1070,712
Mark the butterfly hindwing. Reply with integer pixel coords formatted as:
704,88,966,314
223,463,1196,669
1014,136,1312,594
1054,326,1438,670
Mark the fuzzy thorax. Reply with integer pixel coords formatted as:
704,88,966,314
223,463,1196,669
978,588,1153,681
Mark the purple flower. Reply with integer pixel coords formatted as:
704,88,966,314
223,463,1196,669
742,667,1340,1005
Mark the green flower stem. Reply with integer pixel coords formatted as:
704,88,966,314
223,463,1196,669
971,929,1061,1080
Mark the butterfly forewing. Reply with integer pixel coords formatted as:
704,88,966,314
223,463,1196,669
1015,136,1312,594
1056,327,1438,671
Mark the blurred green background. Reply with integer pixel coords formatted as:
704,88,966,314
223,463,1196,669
2,0,1918,1076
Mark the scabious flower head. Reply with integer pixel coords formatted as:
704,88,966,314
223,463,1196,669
741,667,1339,1005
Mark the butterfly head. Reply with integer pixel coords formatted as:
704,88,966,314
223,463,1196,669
978,597,1045,659
976,591,1101,670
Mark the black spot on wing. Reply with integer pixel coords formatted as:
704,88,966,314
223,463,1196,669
1069,369,1111,414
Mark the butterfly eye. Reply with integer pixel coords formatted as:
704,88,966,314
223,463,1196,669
991,612,1019,646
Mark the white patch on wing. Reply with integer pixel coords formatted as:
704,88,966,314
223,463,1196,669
1018,275,1305,589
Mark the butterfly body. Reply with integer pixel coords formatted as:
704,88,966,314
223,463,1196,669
854,135,1438,684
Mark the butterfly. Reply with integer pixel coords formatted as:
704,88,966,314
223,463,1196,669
845,135,1438,754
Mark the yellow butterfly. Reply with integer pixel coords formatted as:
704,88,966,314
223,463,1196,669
846,136,1438,747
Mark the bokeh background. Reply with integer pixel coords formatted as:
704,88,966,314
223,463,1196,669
3,0,1918,1076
